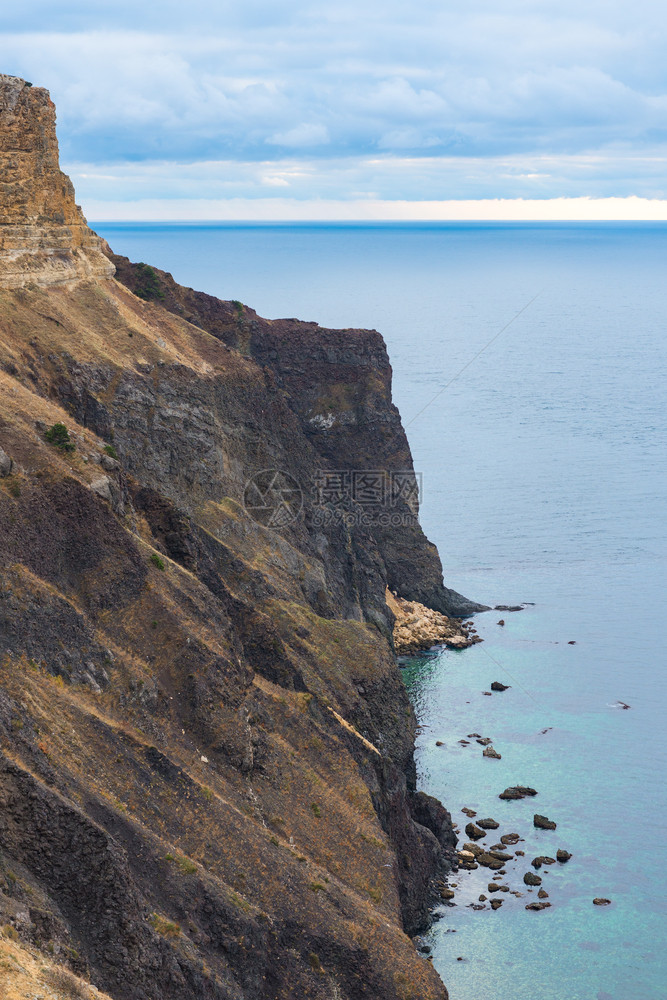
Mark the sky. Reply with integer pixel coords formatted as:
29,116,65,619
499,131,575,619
2,0,667,219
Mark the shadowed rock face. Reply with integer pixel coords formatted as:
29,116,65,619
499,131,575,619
0,75,114,287
0,75,483,1000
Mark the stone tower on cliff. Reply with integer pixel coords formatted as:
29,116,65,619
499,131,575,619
0,74,114,287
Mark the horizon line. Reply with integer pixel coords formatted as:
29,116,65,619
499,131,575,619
83,195,667,224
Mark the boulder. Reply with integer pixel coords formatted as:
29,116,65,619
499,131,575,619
462,842,484,857
490,899,503,909
500,833,521,845
477,818,499,830
593,898,611,906
465,822,486,841
534,814,557,831
538,890,549,899
488,850,513,862
483,745,502,759
476,853,505,870
523,872,542,886
526,901,551,911
557,849,572,863
100,453,120,471
498,786,537,800
0,447,12,476
439,888,455,900
491,681,510,691
461,807,477,817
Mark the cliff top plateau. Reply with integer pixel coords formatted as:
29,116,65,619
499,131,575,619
0,75,485,1000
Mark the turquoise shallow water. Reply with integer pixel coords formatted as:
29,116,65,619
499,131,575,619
95,221,667,1000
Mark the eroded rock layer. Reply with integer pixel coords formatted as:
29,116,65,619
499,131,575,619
0,75,114,287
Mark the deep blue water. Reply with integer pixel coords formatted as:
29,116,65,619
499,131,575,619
94,221,667,1000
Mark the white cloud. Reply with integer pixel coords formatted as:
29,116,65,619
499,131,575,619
2,0,667,203
266,122,330,147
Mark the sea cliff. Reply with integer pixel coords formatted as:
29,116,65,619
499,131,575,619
0,76,483,1000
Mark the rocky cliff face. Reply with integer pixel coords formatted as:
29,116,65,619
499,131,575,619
0,75,113,287
0,77,480,1000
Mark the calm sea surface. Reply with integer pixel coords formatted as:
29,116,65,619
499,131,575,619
94,222,667,1000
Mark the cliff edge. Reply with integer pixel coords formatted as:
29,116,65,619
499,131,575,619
0,74,114,287
0,77,484,1000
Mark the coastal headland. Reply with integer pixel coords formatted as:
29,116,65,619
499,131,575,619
0,75,487,1000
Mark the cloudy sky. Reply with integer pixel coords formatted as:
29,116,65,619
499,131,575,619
3,0,667,218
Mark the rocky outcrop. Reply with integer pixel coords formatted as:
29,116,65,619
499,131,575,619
0,76,473,1000
0,75,113,287
386,588,476,654
109,253,489,619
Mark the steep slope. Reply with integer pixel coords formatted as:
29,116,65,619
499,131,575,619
0,76,482,1000
109,254,488,618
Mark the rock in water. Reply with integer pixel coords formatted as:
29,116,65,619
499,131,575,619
465,822,486,840
532,856,556,869
593,898,612,906
483,745,502,759
477,818,499,829
490,681,510,691
534,814,557,830
557,849,572,862
526,901,551,911
499,785,537,800
524,872,542,886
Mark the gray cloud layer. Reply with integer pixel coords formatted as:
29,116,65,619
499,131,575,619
2,1,666,203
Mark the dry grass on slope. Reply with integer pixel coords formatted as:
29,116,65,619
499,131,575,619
0,932,112,1000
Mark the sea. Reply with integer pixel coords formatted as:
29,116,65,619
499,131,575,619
93,221,667,1000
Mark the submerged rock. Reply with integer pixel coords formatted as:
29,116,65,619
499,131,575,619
532,856,556,869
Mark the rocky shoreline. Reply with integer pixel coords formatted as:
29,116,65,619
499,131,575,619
387,588,483,655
